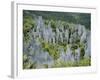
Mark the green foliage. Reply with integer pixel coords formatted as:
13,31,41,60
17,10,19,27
79,42,85,59
44,20,49,25
80,47,85,59
41,41,60,60
52,57,91,68
23,16,35,32
23,54,28,63
23,15,36,42
79,57,91,66
50,19,56,31
40,38,68,60
23,54,36,69
23,52,51,69
24,10,90,30
44,64,48,68
71,44,78,50
52,60,75,68
62,21,69,30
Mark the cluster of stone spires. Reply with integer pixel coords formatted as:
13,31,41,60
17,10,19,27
31,16,89,45
23,16,91,68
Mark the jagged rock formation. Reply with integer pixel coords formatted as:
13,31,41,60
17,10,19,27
23,16,91,69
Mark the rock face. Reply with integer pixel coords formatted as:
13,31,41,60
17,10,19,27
23,16,91,69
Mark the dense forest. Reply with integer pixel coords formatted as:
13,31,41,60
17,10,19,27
23,10,91,69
